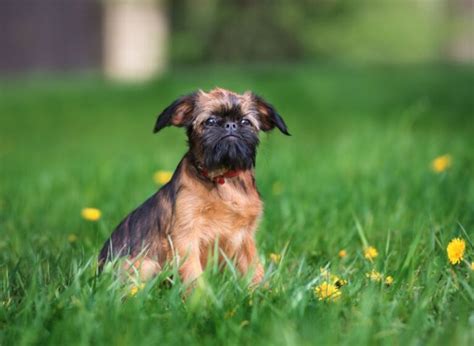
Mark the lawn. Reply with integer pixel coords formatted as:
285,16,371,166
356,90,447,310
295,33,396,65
0,64,473,345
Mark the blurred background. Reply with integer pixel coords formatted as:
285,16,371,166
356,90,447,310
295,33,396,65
0,0,473,80
1,0,473,242
1,4,473,343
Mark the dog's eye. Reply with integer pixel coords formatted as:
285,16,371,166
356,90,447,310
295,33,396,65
240,119,251,126
205,117,217,126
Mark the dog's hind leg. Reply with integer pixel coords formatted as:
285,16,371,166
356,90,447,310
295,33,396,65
122,257,161,281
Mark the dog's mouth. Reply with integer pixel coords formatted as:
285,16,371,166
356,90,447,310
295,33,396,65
219,134,241,141
204,132,257,171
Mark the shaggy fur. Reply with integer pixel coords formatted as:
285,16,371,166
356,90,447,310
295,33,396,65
99,88,289,285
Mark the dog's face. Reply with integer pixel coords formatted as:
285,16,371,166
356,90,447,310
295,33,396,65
154,88,289,171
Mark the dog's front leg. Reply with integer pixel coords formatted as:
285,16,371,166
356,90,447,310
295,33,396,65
235,236,264,286
175,239,203,285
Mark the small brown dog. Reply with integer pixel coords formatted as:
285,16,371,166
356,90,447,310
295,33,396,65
99,88,289,286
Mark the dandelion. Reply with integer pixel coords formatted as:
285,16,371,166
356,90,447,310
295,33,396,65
366,269,383,282
431,154,452,173
447,238,466,265
385,275,394,286
272,181,284,195
81,208,101,221
130,283,145,296
364,246,378,261
314,282,341,301
67,233,78,243
334,278,348,288
153,170,173,185
269,253,281,264
320,268,347,288
470,262,474,271
338,249,347,258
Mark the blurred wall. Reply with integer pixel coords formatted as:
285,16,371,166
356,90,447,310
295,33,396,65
0,0,472,77
104,0,168,82
0,0,102,74
445,0,474,62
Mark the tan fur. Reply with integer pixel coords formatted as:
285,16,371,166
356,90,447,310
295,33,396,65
171,159,263,284
193,89,261,129
122,257,162,281
122,157,263,285
100,87,285,288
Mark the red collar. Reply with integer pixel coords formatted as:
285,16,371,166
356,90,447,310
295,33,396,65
199,168,241,185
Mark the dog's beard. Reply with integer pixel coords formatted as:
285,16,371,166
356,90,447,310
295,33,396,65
199,132,259,171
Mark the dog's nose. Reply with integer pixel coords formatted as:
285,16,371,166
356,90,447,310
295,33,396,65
225,121,238,132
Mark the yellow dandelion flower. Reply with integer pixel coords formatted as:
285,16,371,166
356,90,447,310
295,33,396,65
314,282,341,301
338,249,347,258
319,268,347,288
269,253,281,264
366,269,383,282
272,181,284,195
364,246,378,261
153,170,173,185
130,283,145,296
470,262,474,271
67,233,78,243
81,208,101,221
431,154,452,173
334,278,348,288
447,238,466,265
385,275,394,286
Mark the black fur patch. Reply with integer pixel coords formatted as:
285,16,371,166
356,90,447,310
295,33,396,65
98,159,184,270
252,93,290,135
187,104,260,171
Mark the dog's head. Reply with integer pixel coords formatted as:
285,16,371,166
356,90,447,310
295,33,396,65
154,88,289,171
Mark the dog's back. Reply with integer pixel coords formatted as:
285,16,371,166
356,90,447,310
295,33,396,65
98,161,183,270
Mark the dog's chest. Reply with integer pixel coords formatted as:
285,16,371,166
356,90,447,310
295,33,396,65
174,178,262,243
200,193,261,247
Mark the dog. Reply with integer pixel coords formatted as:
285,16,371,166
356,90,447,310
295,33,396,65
98,88,289,286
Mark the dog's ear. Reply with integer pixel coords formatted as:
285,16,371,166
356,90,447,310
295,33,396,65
252,93,290,135
154,92,197,133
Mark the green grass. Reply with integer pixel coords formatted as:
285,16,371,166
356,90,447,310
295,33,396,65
1,64,473,346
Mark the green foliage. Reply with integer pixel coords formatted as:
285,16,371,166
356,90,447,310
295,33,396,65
1,64,473,345
170,0,448,64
